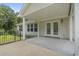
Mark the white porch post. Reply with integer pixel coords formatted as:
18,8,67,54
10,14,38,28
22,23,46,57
74,4,79,55
69,15,73,42
69,4,73,42
22,17,26,40
37,23,40,38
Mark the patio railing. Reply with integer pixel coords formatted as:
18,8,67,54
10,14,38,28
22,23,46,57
0,30,22,45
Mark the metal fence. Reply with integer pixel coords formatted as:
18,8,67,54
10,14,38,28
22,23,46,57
0,30,22,45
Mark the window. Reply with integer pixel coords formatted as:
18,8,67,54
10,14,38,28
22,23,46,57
27,23,38,32
34,24,37,32
31,24,33,32
47,23,51,34
27,24,30,32
19,25,22,31
53,22,58,35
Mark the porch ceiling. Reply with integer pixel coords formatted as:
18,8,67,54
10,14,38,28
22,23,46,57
25,3,70,21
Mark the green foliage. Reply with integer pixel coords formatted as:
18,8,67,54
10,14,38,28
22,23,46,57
0,4,17,32
0,4,15,19
17,17,22,23
3,19,15,31
16,12,22,23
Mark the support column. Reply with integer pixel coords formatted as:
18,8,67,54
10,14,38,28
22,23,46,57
23,17,26,40
37,23,40,38
69,15,73,42
74,4,79,55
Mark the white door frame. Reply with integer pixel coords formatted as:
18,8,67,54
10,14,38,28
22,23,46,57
45,20,60,37
45,21,52,36
52,21,60,37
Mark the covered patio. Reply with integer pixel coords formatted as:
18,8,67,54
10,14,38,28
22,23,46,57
0,39,64,56
26,37,74,56
0,37,74,56
18,3,75,55
21,3,74,42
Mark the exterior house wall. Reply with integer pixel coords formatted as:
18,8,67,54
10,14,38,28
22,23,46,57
17,25,19,31
17,17,70,39
60,17,69,39
39,21,45,36
39,17,70,39
19,17,69,39
16,24,23,34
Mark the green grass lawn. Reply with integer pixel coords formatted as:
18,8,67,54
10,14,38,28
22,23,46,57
0,35,21,44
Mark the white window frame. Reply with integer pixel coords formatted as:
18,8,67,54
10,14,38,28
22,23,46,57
27,23,38,32
34,24,38,32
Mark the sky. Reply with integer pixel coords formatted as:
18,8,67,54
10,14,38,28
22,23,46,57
1,3,23,12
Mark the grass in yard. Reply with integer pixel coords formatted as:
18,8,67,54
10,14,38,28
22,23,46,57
0,35,21,44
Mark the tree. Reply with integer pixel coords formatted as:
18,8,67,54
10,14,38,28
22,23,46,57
0,4,17,32
16,12,22,24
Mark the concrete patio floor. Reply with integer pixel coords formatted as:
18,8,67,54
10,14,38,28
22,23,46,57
0,40,63,56
26,37,74,56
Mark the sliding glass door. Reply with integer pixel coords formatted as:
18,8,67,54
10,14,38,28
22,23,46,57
46,23,51,34
45,21,59,37
53,22,58,35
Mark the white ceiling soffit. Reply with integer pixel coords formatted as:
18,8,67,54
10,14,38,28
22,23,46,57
25,3,70,21
24,3,53,16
